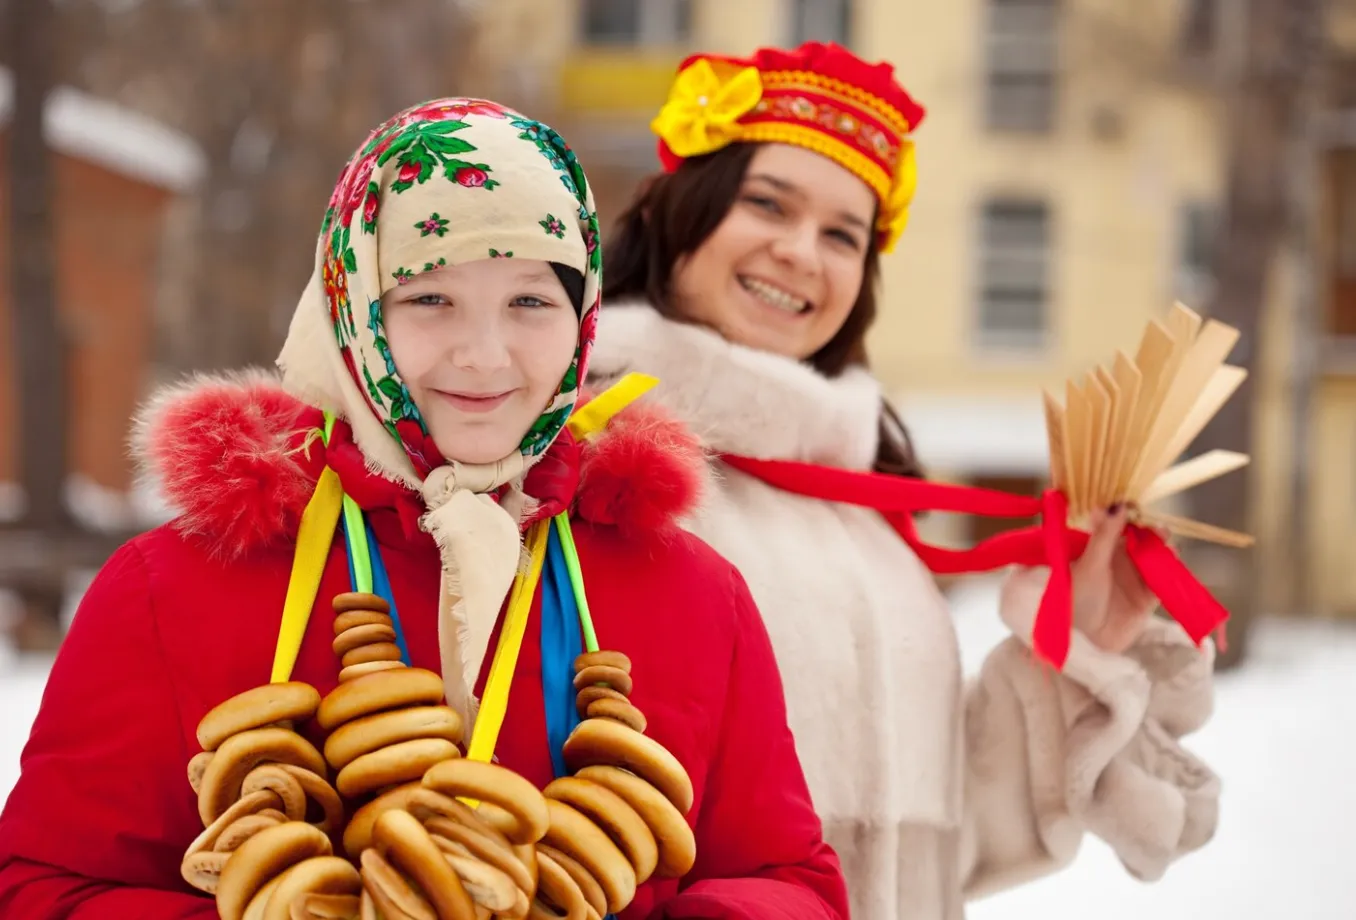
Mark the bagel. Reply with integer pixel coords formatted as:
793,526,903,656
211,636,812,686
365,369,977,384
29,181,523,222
289,893,362,920
424,815,533,895
515,842,539,892
571,666,632,697
261,855,361,920
584,698,647,734
531,849,589,920
544,776,658,884
406,789,500,837
573,651,631,674
541,799,635,914
504,885,533,920
216,821,333,920
332,592,390,614
337,660,405,683
198,683,323,753
471,800,520,840
198,729,328,826
242,765,308,820
443,851,520,914
214,811,286,853
243,874,286,920
333,609,394,635
359,889,378,920
562,719,694,815
406,789,507,843
343,781,422,859
360,849,437,920
573,686,628,718
324,705,463,771
575,765,695,878
186,790,283,856
340,642,403,668
316,668,444,732
188,750,215,794
336,737,461,798
536,844,606,919
181,849,229,894
372,810,478,920
421,759,550,845
332,623,398,658
278,764,345,836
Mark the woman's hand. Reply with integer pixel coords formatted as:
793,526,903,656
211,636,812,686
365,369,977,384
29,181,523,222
1071,507,1160,654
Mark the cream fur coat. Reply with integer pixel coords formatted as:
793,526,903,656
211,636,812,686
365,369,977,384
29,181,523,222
588,303,1221,920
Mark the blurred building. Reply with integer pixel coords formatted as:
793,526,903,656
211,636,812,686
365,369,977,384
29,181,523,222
0,68,203,530
474,0,1354,618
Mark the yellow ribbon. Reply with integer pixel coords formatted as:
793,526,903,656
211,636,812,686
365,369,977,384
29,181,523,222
566,372,658,441
650,59,763,159
270,465,344,683
463,519,549,771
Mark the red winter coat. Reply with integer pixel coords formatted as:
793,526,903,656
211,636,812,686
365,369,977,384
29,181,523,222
0,373,847,920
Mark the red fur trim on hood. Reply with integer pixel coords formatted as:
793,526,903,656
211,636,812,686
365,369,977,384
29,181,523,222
130,371,706,559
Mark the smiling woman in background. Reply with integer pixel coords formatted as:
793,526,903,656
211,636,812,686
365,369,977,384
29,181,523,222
587,40,1223,920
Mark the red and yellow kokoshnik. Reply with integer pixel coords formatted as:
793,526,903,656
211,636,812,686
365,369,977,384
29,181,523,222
650,41,927,253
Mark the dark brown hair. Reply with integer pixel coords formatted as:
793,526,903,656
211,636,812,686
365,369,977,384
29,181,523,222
603,143,924,479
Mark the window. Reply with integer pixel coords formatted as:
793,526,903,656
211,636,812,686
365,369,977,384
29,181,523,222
1175,201,1219,310
788,0,852,46
975,199,1051,348
580,0,693,46
984,0,1058,133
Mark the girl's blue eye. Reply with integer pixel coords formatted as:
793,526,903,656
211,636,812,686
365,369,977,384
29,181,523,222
512,295,553,308
412,293,448,307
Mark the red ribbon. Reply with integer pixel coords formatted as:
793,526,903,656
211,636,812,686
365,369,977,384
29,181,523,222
719,454,1228,668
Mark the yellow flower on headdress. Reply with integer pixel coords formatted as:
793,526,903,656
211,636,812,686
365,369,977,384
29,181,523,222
878,139,917,254
651,59,763,159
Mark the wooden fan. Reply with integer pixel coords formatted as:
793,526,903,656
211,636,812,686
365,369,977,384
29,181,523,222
1042,302,1255,548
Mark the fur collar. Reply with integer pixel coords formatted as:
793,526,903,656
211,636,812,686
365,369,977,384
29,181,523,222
586,301,883,470
130,369,705,560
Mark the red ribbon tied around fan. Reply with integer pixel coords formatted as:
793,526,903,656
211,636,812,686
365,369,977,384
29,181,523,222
719,454,1228,669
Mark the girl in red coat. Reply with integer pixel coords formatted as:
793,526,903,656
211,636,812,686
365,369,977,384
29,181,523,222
0,98,848,920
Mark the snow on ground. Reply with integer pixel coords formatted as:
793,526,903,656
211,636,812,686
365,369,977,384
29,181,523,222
0,575,1351,917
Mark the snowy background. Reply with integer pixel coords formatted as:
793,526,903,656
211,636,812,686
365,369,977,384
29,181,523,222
1,574,1352,918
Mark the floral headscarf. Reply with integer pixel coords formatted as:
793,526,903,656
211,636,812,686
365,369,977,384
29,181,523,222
278,98,603,730
310,97,601,479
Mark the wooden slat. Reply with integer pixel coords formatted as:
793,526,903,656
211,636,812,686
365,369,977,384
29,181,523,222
1136,509,1256,548
1085,370,1114,512
1104,350,1143,505
1043,389,1068,492
1114,321,1178,498
1140,449,1250,505
1129,320,1241,496
1145,365,1249,486
1064,379,1092,520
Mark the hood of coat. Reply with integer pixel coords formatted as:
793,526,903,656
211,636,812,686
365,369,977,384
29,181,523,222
586,301,884,470
129,369,707,560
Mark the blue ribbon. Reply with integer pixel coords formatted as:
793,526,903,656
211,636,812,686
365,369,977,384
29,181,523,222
541,519,583,778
